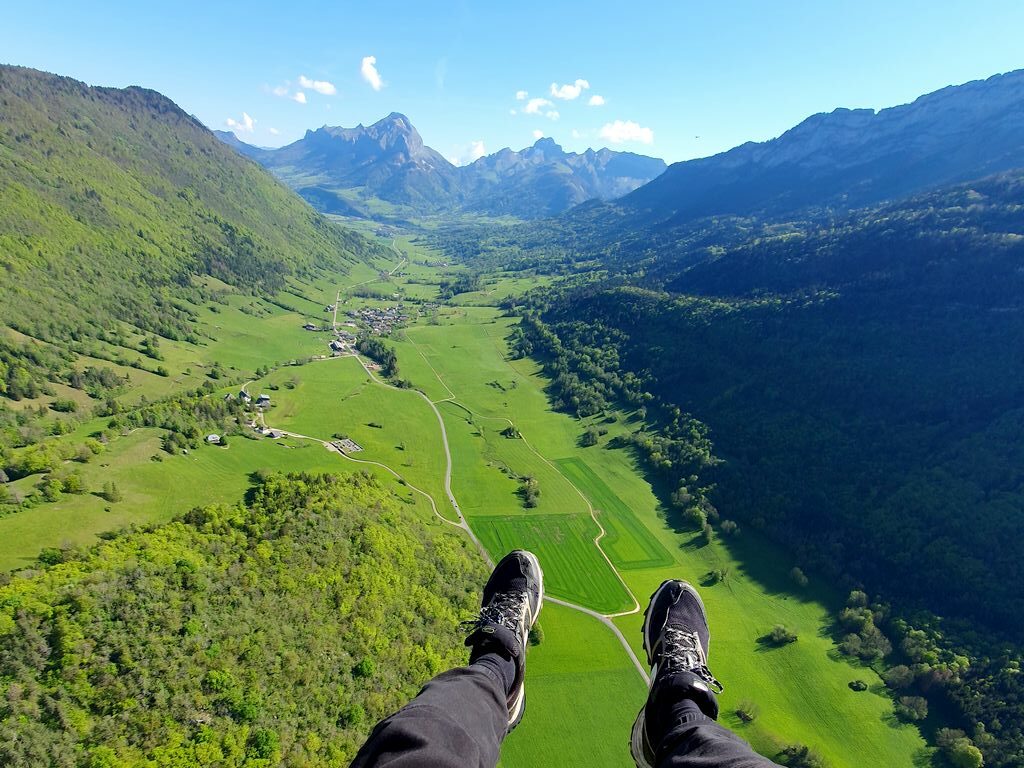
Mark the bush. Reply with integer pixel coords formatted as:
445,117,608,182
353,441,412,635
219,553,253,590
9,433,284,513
101,481,122,503
948,739,984,768
683,506,707,529
883,664,915,690
848,679,868,692
735,699,759,722
353,658,376,678
529,623,544,646
777,743,827,768
720,519,739,536
768,625,798,646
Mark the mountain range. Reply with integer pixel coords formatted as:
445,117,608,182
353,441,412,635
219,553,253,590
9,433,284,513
215,116,666,219
621,68,1024,224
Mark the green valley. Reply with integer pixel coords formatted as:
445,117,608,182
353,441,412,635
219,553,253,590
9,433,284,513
7,52,1022,768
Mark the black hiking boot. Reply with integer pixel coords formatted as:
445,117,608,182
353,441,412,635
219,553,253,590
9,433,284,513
464,550,544,732
630,580,723,768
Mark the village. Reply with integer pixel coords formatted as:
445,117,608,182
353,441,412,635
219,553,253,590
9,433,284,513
302,299,414,356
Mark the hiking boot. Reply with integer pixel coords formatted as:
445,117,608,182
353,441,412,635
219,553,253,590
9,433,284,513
464,550,544,731
630,580,723,768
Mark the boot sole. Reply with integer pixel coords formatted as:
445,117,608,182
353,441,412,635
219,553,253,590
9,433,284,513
630,705,655,768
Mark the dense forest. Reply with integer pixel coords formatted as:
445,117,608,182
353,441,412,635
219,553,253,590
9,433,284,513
494,171,1024,767
0,471,486,766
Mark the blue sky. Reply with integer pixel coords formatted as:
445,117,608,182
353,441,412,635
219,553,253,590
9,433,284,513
2,1,1023,163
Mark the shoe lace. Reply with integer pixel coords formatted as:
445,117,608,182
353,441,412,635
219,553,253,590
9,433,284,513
661,627,724,692
461,590,528,633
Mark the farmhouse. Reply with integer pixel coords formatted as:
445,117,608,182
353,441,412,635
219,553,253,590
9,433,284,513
256,394,271,407
205,434,221,444
239,390,252,402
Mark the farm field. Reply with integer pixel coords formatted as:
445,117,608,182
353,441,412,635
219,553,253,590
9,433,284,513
473,513,632,613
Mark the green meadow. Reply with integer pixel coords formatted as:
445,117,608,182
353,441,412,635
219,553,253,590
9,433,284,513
251,355,457,521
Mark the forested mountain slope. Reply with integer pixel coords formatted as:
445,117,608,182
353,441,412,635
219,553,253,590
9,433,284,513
0,472,487,766
512,171,1024,766
0,65,381,352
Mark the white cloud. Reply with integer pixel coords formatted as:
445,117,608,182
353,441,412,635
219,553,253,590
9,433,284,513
571,129,583,139
292,91,307,104
588,94,606,107
550,78,590,100
524,97,552,114
515,90,528,101
225,112,256,133
545,110,560,121
532,130,544,140
509,108,517,115
361,56,384,91
271,85,289,97
599,119,654,144
299,75,337,95
448,140,487,166
269,127,280,135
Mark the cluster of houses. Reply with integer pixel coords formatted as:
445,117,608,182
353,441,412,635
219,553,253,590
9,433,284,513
328,329,357,355
347,305,411,336
236,390,271,408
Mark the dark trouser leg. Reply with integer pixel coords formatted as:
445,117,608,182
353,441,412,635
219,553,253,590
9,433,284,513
349,653,513,768
648,671,782,768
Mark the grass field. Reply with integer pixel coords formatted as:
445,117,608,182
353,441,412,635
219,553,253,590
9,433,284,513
474,514,632,613
556,457,674,570
498,602,647,768
253,356,457,521
0,430,355,571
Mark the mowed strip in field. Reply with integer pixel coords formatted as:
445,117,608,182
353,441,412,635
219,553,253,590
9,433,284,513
555,457,674,570
473,514,632,613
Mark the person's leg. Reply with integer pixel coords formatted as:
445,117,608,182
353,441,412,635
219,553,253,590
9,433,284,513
642,670,781,767
631,581,782,768
349,652,513,768
350,550,544,768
